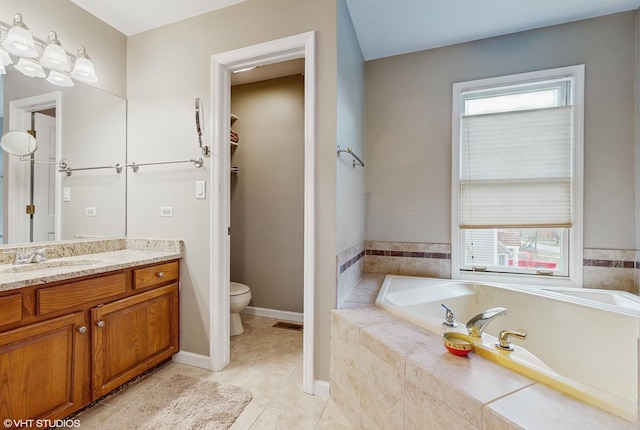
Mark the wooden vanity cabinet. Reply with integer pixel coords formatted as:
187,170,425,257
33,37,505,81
0,312,86,423
92,282,179,399
0,260,179,424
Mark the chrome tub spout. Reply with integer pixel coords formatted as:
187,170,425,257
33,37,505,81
466,307,507,338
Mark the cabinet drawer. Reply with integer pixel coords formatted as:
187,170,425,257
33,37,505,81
37,272,127,315
0,293,22,327
133,261,179,290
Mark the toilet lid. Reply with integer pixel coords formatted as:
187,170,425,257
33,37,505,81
230,282,250,296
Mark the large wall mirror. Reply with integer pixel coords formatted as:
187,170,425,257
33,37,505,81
1,68,126,244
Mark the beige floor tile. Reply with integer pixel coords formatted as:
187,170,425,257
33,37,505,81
249,405,320,430
229,400,267,430
315,399,356,430
74,403,117,429
69,315,317,430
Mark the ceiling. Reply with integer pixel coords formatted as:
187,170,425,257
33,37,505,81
71,0,640,60
70,0,248,36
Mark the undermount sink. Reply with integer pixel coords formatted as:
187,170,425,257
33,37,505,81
1,259,102,274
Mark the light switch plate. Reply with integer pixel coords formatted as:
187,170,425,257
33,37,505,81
63,187,71,202
196,181,206,199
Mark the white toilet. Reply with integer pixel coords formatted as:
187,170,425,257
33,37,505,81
230,282,252,336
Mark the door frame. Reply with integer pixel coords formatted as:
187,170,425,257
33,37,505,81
209,31,316,394
6,92,62,243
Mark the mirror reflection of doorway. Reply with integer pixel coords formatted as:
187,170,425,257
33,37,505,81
32,110,56,242
5,110,56,243
5,92,61,245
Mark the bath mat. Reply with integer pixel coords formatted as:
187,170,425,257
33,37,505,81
102,374,252,430
273,321,303,331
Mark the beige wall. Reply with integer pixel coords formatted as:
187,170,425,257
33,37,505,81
636,10,640,250
1,0,127,97
230,75,305,313
365,11,638,251
126,0,337,379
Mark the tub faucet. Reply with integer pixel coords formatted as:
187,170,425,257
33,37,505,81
466,307,507,338
496,329,527,351
440,304,457,327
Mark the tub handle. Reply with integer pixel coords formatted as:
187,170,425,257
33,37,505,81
440,304,457,327
496,329,527,351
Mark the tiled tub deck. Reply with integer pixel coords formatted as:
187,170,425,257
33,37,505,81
330,275,636,430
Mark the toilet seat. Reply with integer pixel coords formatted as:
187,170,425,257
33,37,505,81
230,282,250,296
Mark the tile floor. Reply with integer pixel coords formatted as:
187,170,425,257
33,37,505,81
73,314,354,429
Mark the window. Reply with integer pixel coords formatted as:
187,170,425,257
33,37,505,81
451,66,584,286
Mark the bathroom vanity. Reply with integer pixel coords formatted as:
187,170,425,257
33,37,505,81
0,238,183,425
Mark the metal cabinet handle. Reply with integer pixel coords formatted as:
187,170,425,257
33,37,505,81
96,320,105,328
78,326,87,334
156,271,164,278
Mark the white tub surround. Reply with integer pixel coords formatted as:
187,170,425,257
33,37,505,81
374,275,639,423
0,238,184,292
331,306,635,430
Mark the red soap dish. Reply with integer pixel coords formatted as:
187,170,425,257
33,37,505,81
442,332,474,356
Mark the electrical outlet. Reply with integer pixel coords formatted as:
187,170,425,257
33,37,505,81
161,207,173,217
85,207,96,217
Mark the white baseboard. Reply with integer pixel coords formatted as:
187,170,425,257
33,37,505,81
173,350,210,369
314,380,330,398
241,306,304,323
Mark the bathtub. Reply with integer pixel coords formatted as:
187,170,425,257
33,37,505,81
375,275,640,422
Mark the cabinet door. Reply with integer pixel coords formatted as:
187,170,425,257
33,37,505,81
0,312,87,422
92,283,179,399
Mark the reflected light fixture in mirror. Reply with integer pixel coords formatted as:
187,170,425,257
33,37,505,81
14,57,45,78
47,70,74,87
0,37,13,75
0,12,98,86
0,130,38,157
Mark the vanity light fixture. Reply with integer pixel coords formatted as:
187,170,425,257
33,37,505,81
0,48,12,67
14,57,45,78
0,12,98,85
0,36,13,75
40,31,71,72
70,45,98,83
2,13,38,57
47,70,74,87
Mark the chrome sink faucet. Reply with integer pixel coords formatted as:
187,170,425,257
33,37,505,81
3,248,47,265
466,307,507,338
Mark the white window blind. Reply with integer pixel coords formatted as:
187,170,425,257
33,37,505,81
460,105,573,228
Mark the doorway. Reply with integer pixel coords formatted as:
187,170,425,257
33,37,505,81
210,31,316,394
